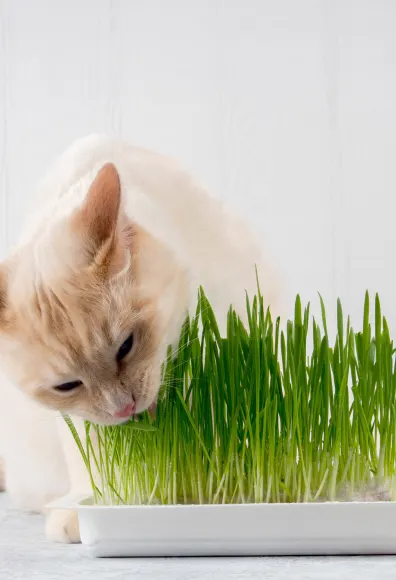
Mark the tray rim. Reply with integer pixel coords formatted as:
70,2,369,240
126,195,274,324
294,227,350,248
47,494,396,510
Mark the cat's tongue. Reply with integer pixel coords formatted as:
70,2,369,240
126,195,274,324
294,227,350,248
148,401,157,420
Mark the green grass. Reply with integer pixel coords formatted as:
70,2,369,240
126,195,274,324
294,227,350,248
66,287,396,505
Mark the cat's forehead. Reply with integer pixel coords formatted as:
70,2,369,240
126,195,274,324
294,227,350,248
1,272,151,386
7,249,134,340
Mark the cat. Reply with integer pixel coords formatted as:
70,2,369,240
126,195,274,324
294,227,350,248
0,135,280,542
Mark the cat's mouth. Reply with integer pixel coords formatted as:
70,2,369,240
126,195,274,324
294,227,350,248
109,400,157,426
107,399,157,426
90,393,158,426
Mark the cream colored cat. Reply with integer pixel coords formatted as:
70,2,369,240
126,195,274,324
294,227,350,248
0,135,280,543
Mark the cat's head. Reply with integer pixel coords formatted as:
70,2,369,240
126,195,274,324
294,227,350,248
0,163,188,424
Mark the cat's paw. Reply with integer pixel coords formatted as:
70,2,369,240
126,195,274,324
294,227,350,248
45,509,81,544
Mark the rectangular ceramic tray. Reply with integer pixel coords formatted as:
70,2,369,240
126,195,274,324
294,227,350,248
51,497,396,557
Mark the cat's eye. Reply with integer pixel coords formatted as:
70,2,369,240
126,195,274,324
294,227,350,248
117,333,134,362
54,380,83,392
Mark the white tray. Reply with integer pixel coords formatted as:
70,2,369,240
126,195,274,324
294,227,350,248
51,497,396,557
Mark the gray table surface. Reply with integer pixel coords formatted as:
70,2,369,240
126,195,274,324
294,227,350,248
1,493,396,580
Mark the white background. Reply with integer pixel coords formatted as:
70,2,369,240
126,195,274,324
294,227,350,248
0,0,395,334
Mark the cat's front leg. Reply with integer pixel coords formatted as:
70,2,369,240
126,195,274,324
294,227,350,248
45,509,80,544
0,375,70,513
46,416,92,544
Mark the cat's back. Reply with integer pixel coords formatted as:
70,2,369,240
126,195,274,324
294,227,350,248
34,134,185,202
20,134,229,256
19,134,181,244
19,134,282,318
26,135,160,208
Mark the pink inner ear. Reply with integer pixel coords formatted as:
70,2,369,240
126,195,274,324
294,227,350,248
77,163,122,249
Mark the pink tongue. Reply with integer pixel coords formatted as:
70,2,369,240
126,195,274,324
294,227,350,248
148,401,157,420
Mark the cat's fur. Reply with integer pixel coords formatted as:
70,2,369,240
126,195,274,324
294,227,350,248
0,135,280,542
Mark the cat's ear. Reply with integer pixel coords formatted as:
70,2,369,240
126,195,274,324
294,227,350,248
71,163,131,275
73,163,121,253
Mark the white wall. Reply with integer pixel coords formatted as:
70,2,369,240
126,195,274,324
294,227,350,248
0,0,396,335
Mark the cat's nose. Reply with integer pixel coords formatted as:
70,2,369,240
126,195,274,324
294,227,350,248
114,402,135,419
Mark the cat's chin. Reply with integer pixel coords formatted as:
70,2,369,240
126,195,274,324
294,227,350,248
75,411,134,427
80,416,121,426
